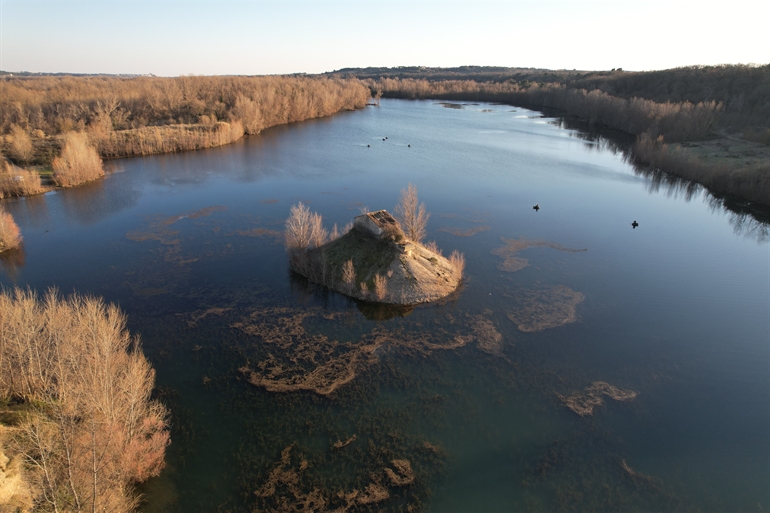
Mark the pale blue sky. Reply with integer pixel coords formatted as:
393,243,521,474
2,0,768,75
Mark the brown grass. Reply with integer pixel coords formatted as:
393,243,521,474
373,273,388,301
449,250,465,278
52,131,104,187
423,240,443,256
0,208,22,252
0,161,44,198
0,288,169,512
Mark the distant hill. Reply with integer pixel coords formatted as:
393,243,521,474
0,71,155,77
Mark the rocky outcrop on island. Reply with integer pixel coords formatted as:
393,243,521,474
287,209,463,306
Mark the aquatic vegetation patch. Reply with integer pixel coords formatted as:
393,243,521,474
492,237,587,273
557,381,638,416
505,285,584,332
126,205,226,244
231,307,507,396
521,425,685,512
232,306,374,395
438,225,491,237
234,227,284,242
253,445,428,512
181,306,232,327
464,313,505,357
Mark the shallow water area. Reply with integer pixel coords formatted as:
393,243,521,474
1,99,768,512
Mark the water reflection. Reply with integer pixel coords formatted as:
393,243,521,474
0,244,25,280
288,270,416,321
2,194,51,228
548,112,770,242
59,174,141,225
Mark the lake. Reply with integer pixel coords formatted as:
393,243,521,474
2,99,768,512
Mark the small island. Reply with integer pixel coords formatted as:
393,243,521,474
285,195,464,305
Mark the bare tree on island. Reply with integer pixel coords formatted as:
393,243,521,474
395,184,430,243
285,202,328,276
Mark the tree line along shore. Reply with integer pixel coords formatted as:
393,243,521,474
0,75,370,252
339,64,769,207
1,66,768,213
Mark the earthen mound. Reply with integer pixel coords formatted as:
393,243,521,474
292,210,462,305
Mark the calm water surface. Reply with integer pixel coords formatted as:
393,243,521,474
2,100,768,512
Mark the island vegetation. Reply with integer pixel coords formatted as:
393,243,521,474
330,65,770,206
0,288,169,512
285,185,464,305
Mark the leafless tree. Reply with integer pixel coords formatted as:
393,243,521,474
395,184,430,242
0,288,169,513
285,202,314,253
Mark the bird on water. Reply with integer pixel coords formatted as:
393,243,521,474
632,220,639,228
533,203,540,211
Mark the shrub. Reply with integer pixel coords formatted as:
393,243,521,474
0,288,170,512
52,132,104,187
423,240,442,256
373,274,388,300
0,208,22,252
342,260,356,289
0,161,44,198
449,250,466,278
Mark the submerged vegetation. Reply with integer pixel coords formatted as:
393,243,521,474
0,288,169,512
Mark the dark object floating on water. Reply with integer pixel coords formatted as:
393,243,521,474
408,144,411,147
632,220,639,228
382,138,386,141
367,144,370,147
533,203,540,211
385,136,388,140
